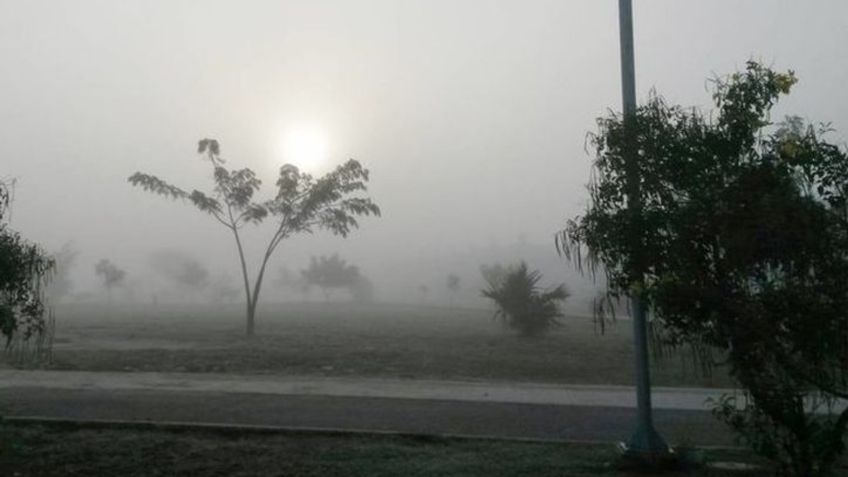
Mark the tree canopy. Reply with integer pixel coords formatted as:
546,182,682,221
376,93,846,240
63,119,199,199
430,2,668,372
559,61,848,476
301,254,363,300
94,259,126,292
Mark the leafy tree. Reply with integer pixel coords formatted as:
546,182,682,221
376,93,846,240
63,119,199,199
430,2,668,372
559,62,848,476
94,259,125,300
129,139,379,335
481,262,569,337
0,181,54,346
300,254,361,300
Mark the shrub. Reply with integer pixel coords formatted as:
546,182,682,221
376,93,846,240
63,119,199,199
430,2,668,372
481,262,569,337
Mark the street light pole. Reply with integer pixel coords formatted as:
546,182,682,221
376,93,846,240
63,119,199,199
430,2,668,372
617,0,671,461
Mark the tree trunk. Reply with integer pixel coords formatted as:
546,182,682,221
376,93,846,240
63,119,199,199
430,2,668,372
246,303,255,337
243,246,277,339
229,226,254,338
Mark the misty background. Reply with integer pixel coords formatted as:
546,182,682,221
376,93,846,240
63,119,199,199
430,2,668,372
3,0,848,310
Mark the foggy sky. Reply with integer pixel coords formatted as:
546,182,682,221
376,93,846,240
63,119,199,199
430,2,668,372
3,1,848,302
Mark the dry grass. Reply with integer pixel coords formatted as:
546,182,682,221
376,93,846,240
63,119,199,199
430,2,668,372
0,422,762,477
37,302,731,387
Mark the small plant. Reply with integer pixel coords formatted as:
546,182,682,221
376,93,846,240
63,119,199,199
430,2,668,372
481,262,569,337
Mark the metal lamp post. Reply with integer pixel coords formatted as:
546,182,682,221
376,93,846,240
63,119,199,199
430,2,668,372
616,0,671,462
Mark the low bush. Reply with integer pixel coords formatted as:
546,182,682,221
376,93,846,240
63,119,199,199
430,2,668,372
481,262,568,337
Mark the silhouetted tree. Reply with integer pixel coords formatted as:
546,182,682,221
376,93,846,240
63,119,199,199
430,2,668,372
94,259,125,301
481,262,568,337
559,62,848,476
301,254,361,300
0,181,54,346
129,139,380,336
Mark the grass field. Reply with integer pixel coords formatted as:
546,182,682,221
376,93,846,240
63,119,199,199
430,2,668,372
26,302,731,387
0,422,763,477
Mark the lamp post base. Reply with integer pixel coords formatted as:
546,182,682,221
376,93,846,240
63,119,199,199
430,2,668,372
617,432,680,471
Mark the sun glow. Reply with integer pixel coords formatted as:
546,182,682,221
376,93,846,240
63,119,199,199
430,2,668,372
280,126,329,173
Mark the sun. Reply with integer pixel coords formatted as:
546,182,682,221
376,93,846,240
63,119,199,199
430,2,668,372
280,126,329,173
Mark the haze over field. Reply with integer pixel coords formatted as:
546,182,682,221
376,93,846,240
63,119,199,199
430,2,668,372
3,0,848,306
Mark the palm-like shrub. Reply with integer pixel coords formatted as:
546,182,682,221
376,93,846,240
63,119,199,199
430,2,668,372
481,262,569,337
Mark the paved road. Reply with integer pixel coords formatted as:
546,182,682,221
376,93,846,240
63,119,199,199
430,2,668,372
0,370,734,445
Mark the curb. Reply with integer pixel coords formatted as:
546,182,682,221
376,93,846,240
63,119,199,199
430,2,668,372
0,369,733,395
